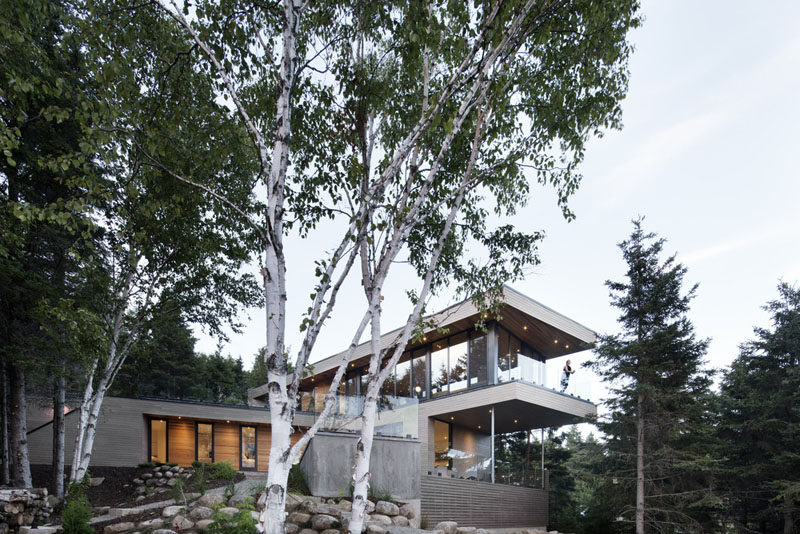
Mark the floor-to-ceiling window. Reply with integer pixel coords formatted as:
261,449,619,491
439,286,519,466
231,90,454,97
434,419,452,469
448,333,469,394
430,341,449,397
149,419,167,463
196,423,213,463
411,348,428,399
240,425,256,470
469,333,488,386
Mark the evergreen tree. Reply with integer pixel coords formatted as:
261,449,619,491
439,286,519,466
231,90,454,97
717,282,800,533
248,348,269,389
586,219,714,533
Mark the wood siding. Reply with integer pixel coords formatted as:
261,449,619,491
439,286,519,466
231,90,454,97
421,475,548,528
213,422,240,470
168,419,195,467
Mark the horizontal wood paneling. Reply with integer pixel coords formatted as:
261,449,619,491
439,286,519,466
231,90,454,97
168,419,195,467
421,475,547,528
257,426,270,472
214,422,239,470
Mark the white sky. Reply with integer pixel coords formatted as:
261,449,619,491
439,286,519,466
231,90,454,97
195,1,800,404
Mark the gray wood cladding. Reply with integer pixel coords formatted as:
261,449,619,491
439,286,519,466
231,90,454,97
421,475,548,528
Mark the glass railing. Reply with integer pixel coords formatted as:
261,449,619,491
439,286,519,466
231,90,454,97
431,447,545,488
497,352,546,386
296,392,418,440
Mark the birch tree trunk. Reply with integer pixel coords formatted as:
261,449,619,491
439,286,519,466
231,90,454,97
1,363,9,486
636,394,645,534
52,371,66,497
8,362,31,488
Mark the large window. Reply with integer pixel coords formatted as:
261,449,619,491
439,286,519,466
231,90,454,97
240,426,256,470
411,349,428,399
396,358,411,397
468,334,488,386
149,419,167,463
430,341,449,397
196,423,214,463
433,420,452,468
448,332,468,394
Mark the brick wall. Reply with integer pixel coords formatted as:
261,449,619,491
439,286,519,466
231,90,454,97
420,476,548,528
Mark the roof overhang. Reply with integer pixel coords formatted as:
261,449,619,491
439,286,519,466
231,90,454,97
420,381,596,434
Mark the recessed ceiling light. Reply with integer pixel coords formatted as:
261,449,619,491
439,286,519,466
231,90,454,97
477,426,481,429
450,416,454,420
565,344,570,349
554,339,558,344
514,419,518,423
523,325,528,330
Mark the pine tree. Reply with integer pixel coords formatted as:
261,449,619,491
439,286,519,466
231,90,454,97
717,283,800,533
587,219,714,533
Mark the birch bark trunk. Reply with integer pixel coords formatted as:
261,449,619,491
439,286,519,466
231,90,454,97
52,371,66,497
9,362,31,488
636,394,645,534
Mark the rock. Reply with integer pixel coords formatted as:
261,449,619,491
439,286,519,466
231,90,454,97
228,495,250,508
321,530,340,534
365,500,375,514
198,494,226,508
296,500,319,515
162,506,184,518
409,518,420,529
171,515,194,530
457,528,477,534
133,478,144,485
184,492,201,501
154,466,162,472
398,503,415,519
166,479,179,487
391,516,409,527
135,496,146,503
142,473,153,480
138,518,165,529
216,507,240,518
337,500,352,512
89,477,105,487
145,479,159,487
317,504,347,519
369,514,392,526
165,471,174,479
104,522,135,534
134,486,147,495
250,511,260,521
195,519,214,531
94,506,111,515
152,530,176,534
366,524,385,534
285,524,299,534
189,507,214,521
158,478,168,486
287,512,311,525
475,530,489,534
299,529,317,534
109,509,137,518
436,521,459,534
374,502,398,517
171,466,181,473
311,514,339,530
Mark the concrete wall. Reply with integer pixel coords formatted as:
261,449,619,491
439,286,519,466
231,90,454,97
300,432,420,499
421,476,548,528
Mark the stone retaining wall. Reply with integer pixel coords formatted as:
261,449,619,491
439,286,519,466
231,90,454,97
0,489,54,534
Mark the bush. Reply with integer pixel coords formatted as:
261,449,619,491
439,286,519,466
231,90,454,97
138,461,156,468
287,464,310,495
192,463,208,494
61,492,92,534
171,475,185,503
207,507,257,534
210,460,236,481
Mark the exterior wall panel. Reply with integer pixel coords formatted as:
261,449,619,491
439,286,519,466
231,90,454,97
214,423,240,470
168,419,195,466
421,476,547,528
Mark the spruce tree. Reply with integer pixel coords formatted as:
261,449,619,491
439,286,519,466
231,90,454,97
587,219,714,533
717,283,800,533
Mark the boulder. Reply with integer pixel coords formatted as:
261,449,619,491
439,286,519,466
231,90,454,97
104,522,135,534
321,530,340,534
409,518,420,529
152,530,176,534
166,479,179,487
365,524,385,534
94,506,111,516
228,495,250,508
134,486,147,495
285,524,299,534
141,473,153,480
138,518,165,529
475,530,490,534
195,520,214,531
391,516,409,527
365,500,375,514
145,479,159,487
296,500,319,515
133,479,144,485
158,478,168,486
311,514,339,531
287,512,311,525
184,492,201,501
368,514,392,526
373,502,399,517
135,496,146,503
172,466,181,473
436,522,459,534
398,503,415,519
299,529,317,534
337,500,352,512
216,507,240,518
171,515,194,530
457,528,477,534
162,506,184,518
197,494,226,508
165,471,174,479
188,507,214,521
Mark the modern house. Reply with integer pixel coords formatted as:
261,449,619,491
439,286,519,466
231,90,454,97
28,286,596,528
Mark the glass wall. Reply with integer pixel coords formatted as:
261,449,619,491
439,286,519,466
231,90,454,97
434,420,452,468
468,333,488,387
150,419,167,463
496,325,546,386
240,426,256,470
448,333,469,394
411,349,427,399
430,341,448,397
196,423,213,463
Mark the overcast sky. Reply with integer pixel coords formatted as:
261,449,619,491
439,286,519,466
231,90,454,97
195,1,800,401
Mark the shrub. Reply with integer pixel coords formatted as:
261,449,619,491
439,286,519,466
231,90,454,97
171,475,185,503
207,507,257,534
61,492,92,534
287,464,310,495
138,461,156,468
191,460,204,469
210,461,236,481
192,463,208,494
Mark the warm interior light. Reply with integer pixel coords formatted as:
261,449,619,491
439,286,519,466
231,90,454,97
565,344,570,349
514,419,518,423
523,325,528,330
554,339,558,344
415,386,422,393
488,409,492,413
477,425,481,429
226,420,230,423
422,336,427,341
450,416,454,420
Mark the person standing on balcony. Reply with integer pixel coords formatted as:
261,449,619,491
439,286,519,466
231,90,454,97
560,360,575,392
